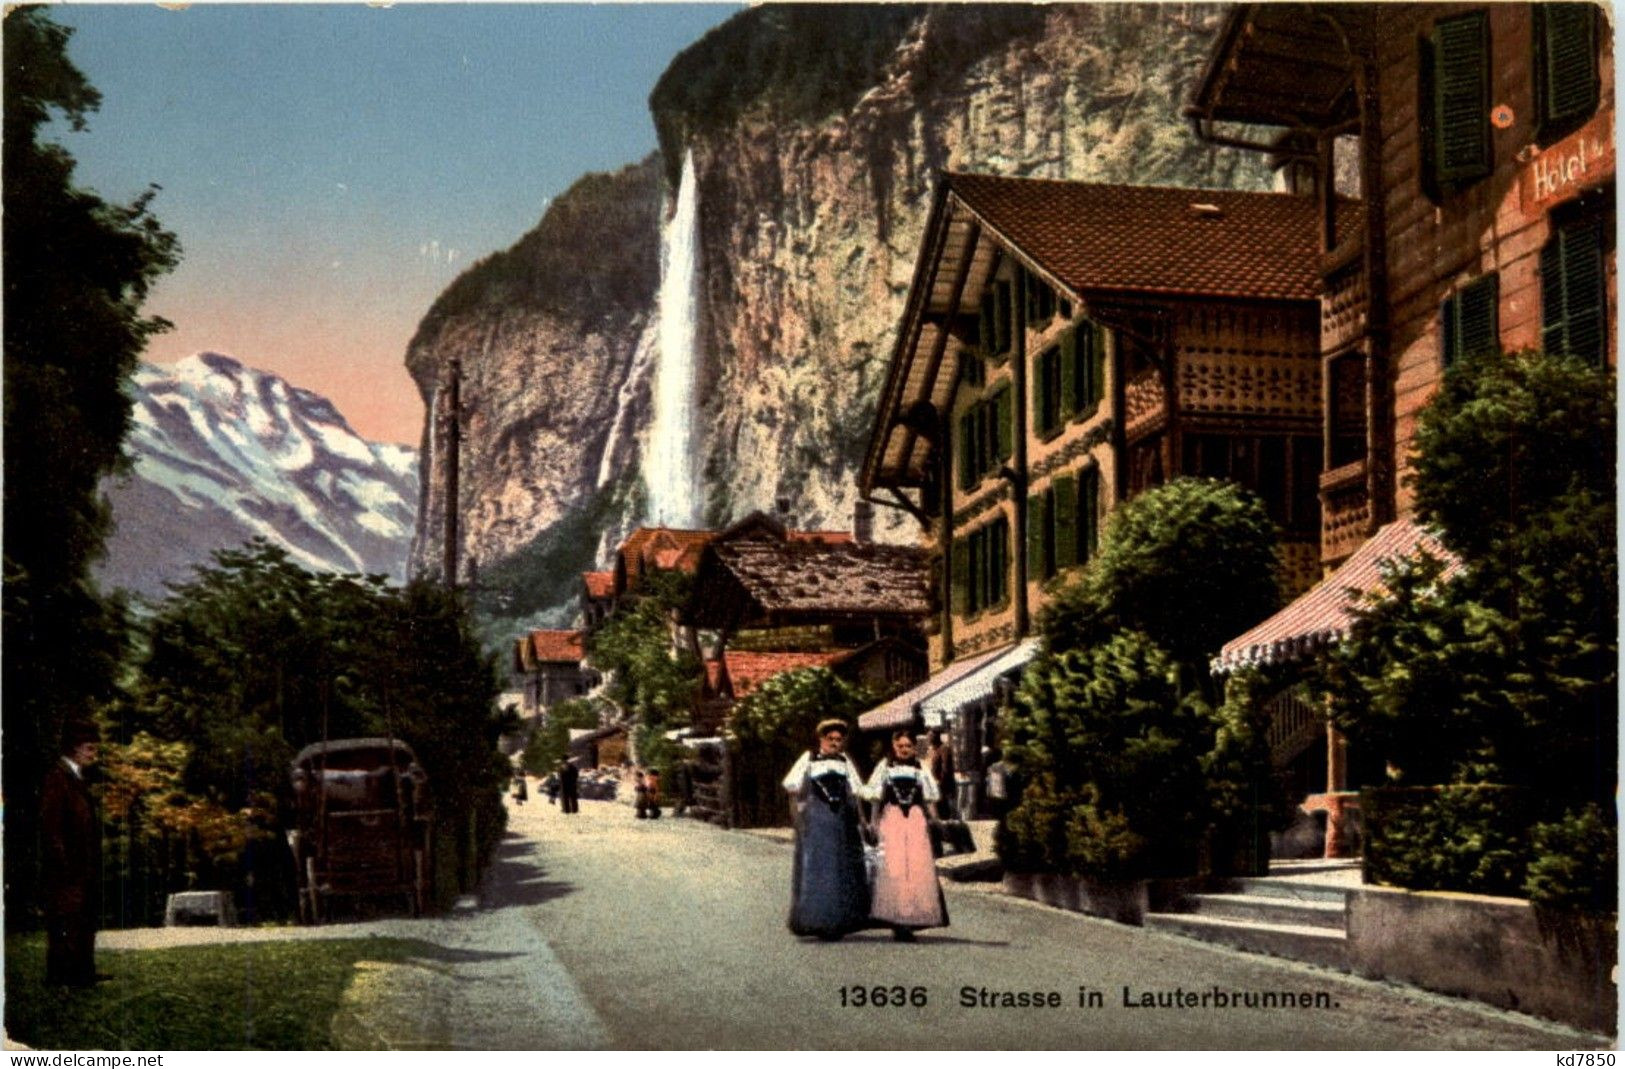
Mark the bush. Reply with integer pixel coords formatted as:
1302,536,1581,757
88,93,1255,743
1001,635,1214,878
1525,804,1618,915
728,667,869,827
1361,785,1530,897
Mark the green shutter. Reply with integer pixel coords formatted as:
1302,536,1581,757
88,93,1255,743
1059,330,1079,419
994,280,1013,355
979,294,995,359
1052,473,1078,570
1027,493,1046,580
1033,348,1051,435
1432,13,1491,184
1079,469,1100,563
1087,325,1106,407
1543,220,1607,364
958,412,976,490
951,539,969,615
1443,274,1500,365
1538,5,1599,134
995,386,1014,461
988,519,1001,604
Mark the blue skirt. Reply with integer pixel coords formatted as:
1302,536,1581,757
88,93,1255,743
788,798,871,937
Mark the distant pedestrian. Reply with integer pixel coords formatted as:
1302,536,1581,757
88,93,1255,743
633,769,649,819
513,773,528,805
559,760,580,814
783,719,870,940
646,769,662,820
927,730,957,820
544,772,560,805
41,722,103,987
984,747,1011,821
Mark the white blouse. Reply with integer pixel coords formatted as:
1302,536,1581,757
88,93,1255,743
861,759,941,803
782,751,867,797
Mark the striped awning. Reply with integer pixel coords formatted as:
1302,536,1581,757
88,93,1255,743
857,643,1021,732
919,638,1041,720
1212,519,1464,674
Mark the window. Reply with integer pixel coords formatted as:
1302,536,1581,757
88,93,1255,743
957,384,1013,490
953,516,1010,615
1421,11,1491,194
1541,217,1608,365
981,279,1016,362
1034,324,1104,438
1440,273,1500,366
1027,467,1100,582
1024,268,1056,325
1535,4,1600,144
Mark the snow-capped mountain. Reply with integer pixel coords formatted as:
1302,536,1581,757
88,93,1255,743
97,352,419,598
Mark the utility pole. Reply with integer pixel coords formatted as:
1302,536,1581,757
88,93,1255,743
441,352,462,590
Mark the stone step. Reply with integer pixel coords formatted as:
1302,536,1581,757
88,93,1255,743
1182,892,1347,931
1143,911,1349,970
1227,876,1351,904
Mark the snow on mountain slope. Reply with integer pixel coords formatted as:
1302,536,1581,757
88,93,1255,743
97,352,419,598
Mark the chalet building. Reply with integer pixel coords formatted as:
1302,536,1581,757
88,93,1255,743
611,526,717,601
684,511,931,732
512,629,597,718
857,170,1343,804
581,570,615,633
1188,2,1614,566
1192,2,1615,854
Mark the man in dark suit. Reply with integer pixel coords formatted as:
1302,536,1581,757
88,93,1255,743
40,723,103,987
558,759,580,815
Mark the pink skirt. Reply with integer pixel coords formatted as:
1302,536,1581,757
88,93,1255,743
870,804,948,929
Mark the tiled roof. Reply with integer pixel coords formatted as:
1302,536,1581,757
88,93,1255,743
528,629,586,665
722,649,850,698
620,527,716,578
710,540,932,617
1213,519,1465,673
582,571,615,599
947,172,1362,302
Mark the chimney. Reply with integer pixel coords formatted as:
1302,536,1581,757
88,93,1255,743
853,499,873,545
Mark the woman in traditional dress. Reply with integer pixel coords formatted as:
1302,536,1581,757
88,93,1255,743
783,719,871,940
864,730,949,941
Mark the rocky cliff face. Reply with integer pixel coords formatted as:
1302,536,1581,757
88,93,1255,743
406,157,662,626
411,5,1273,632
652,3,1272,535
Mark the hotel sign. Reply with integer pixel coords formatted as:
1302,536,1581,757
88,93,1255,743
1519,108,1615,216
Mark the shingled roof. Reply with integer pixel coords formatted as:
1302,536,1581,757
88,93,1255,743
528,629,586,665
706,540,931,619
947,172,1361,302
582,571,615,599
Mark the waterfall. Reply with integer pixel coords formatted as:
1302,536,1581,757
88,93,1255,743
646,149,704,527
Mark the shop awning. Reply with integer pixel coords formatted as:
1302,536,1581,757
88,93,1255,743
919,638,1042,722
857,643,1021,732
1213,519,1463,674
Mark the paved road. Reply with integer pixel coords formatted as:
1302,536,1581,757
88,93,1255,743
477,796,1600,1049
102,795,1608,1049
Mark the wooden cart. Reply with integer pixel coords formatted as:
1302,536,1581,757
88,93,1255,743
287,738,430,923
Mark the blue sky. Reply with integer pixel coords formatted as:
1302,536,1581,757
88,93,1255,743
47,3,741,443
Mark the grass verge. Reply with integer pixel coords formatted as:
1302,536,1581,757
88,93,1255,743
5,933,439,1050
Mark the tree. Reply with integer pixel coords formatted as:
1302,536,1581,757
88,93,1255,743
3,6,179,923
728,667,869,827
1041,477,1281,676
522,698,604,775
1316,349,1616,905
586,570,700,730
1002,478,1284,878
122,542,511,916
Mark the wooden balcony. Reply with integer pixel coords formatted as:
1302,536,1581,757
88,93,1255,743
1320,257,1368,357
1320,458,1371,564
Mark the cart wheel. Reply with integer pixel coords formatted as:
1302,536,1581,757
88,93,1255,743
305,855,323,924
